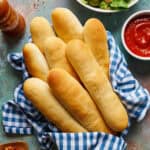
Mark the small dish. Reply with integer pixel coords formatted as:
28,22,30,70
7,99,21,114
76,0,139,13
121,10,150,60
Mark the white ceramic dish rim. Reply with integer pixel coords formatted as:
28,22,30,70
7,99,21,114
76,0,139,13
121,10,150,61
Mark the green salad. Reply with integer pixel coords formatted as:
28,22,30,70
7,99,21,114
81,0,131,10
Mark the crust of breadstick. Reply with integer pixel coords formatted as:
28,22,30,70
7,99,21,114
43,37,79,80
23,43,49,81
48,68,112,133
83,18,109,77
66,39,128,132
23,78,87,132
51,8,83,43
30,16,55,53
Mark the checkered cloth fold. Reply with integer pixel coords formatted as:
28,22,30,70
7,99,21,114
2,31,150,150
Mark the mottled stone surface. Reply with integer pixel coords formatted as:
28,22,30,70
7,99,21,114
0,0,150,149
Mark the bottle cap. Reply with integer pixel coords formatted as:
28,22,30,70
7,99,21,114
0,0,9,18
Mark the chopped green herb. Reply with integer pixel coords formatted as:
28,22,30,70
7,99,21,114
87,0,100,7
81,0,131,10
110,0,129,8
99,1,109,9
81,0,88,4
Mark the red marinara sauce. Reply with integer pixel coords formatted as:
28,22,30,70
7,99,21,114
125,16,150,57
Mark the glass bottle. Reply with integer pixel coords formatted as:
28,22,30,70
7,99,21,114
0,0,26,36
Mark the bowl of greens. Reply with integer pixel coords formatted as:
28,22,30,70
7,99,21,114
76,0,139,13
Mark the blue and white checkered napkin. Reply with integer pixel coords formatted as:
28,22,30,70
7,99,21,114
2,31,150,150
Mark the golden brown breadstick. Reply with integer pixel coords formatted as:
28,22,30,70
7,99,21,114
83,18,109,77
48,68,112,133
23,43,49,81
43,37,78,79
51,7,83,43
23,78,87,132
30,16,55,53
66,39,128,132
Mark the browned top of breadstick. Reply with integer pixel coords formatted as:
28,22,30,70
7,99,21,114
23,43,49,81
66,39,128,132
51,7,83,43
83,18,110,77
23,77,87,132
48,68,112,133
30,16,55,53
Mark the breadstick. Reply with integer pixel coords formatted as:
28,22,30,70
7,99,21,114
83,18,110,77
44,37,78,79
51,7,83,43
23,43,49,81
66,39,128,132
30,16,55,53
23,78,87,132
48,68,112,133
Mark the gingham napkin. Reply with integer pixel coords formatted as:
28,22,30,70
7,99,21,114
2,31,150,150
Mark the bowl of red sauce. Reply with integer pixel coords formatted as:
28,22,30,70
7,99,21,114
122,10,150,60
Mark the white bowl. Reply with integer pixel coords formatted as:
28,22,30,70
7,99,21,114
76,0,139,13
121,10,150,60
